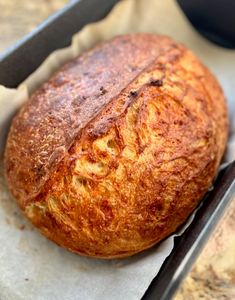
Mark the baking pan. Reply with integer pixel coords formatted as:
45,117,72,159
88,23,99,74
0,0,120,87
0,1,235,299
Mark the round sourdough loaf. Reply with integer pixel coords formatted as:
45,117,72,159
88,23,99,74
4,34,228,258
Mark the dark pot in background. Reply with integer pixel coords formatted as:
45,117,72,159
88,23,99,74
177,0,235,49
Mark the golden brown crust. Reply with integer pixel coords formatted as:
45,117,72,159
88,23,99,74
4,34,175,206
4,33,228,258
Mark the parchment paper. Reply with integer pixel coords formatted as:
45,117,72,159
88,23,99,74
0,0,234,299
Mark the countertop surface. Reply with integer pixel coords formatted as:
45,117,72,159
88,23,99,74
0,1,235,299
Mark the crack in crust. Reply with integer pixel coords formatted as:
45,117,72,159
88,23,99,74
4,34,228,258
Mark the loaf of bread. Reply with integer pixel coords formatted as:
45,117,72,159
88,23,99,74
4,34,228,258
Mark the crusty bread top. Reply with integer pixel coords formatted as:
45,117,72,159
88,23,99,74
4,33,228,258
4,34,178,205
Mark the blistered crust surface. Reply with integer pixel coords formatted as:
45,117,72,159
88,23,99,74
5,34,228,258
4,34,175,204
